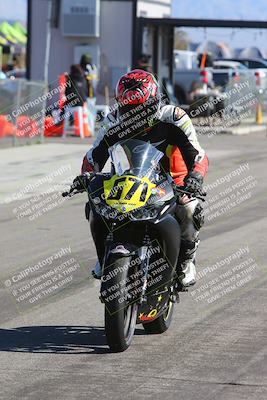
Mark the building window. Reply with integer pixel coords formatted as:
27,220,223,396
71,6,89,14
140,11,147,17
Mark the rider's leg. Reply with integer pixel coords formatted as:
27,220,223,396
88,205,108,279
175,198,204,286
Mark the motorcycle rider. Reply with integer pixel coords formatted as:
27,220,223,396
78,69,208,286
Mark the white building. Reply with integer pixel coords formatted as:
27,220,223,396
137,0,171,17
28,0,172,94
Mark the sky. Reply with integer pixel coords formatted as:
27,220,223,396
172,0,267,50
0,0,27,22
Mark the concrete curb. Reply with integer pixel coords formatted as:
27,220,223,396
231,125,267,135
196,124,267,136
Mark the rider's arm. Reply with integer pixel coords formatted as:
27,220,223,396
81,113,116,173
159,105,209,178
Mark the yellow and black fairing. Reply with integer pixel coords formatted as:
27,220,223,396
103,174,156,213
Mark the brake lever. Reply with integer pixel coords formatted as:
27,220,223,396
62,172,92,198
62,188,86,198
195,195,206,202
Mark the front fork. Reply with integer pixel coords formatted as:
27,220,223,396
101,224,182,307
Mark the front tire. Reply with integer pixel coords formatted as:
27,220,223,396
105,301,138,352
143,298,174,334
103,256,138,352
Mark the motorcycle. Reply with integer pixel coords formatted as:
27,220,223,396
62,139,205,352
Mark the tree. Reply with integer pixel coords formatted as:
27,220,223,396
174,29,189,50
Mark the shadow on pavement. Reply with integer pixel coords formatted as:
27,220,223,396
0,325,146,354
0,325,110,354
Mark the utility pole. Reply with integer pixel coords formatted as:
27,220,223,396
40,0,53,142
44,0,52,85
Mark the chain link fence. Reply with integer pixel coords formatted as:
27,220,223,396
0,79,47,146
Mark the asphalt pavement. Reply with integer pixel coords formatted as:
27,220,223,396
0,131,266,400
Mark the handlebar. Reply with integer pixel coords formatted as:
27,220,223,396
62,174,206,202
62,188,86,198
62,171,106,198
173,186,206,202
61,173,94,198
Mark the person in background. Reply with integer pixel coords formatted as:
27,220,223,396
80,54,98,135
80,53,98,100
137,54,152,72
65,64,88,107
64,64,88,127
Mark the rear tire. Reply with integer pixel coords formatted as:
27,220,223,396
143,298,174,334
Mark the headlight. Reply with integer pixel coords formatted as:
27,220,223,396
93,203,119,220
93,199,159,222
129,206,159,221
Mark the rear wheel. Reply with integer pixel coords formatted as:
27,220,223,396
103,256,138,352
143,298,174,334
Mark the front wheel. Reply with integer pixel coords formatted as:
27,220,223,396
103,256,138,352
143,298,174,334
105,302,138,352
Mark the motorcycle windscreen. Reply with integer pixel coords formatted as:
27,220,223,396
109,139,163,180
104,140,164,213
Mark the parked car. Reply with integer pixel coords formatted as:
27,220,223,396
173,67,214,104
173,50,215,104
213,60,252,80
173,50,198,70
226,58,267,69
217,58,267,92
212,61,254,89
212,69,234,88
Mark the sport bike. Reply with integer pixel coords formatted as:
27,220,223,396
63,139,204,352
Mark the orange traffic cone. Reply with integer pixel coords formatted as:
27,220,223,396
73,107,84,137
82,104,92,137
64,105,92,138
59,73,68,111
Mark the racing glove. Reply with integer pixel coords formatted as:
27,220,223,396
72,172,92,192
184,171,205,196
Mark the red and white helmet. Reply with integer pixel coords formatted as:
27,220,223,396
116,69,159,106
